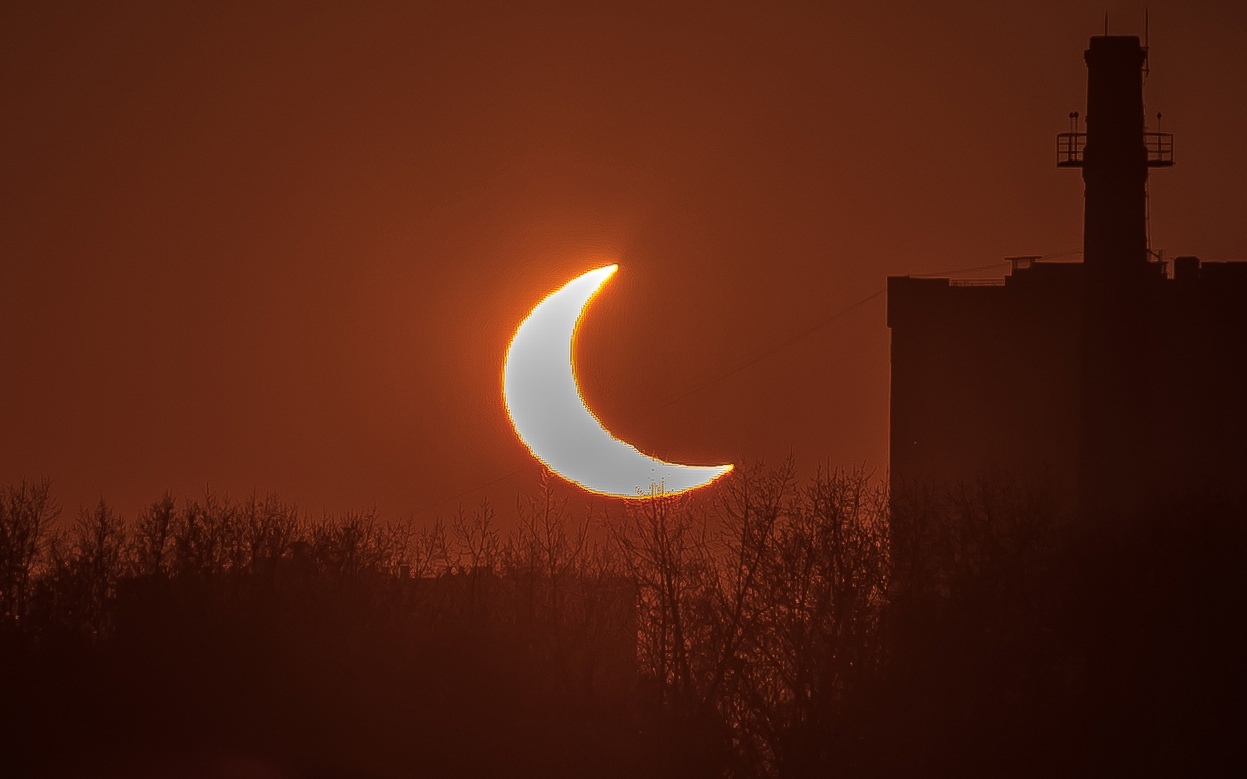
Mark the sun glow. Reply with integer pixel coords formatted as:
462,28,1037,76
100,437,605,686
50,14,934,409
503,264,732,498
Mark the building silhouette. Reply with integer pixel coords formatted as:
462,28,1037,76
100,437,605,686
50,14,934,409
888,35,1247,515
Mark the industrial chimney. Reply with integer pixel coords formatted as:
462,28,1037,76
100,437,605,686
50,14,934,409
887,32,1247,530
1083,36,1149,277
1059,35,1174,516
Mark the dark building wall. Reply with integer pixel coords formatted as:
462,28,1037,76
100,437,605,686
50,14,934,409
1150,262,1247,497
888,266,1082,503
888,259,1247,509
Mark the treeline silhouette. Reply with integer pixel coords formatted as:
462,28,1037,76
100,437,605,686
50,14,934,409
1,466,1244,777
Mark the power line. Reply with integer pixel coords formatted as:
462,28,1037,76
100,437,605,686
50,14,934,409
422,468,521,514
661,287,885,409
662,255,1060,408
910,259,1012,277
425,286,884,512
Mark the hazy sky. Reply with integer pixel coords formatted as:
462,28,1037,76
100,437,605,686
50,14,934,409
3,0,1245,519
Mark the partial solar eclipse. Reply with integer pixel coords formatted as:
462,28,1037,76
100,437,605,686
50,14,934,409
503,265,733,498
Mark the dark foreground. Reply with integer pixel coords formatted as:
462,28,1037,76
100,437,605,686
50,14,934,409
2,471,1245,777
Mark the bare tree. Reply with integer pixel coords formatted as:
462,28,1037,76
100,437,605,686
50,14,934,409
757,467,889,776
311,509,408,578
447,498,501,625
450,497,500,574
497,473,602,694
171,489,242,578
604,463,893,777
0,479,59,633
703,460,796,706
411,519,449,578
241,491,299,579
131,491,176,577
506,473,590,615
608,492,712,708
70,499,128,638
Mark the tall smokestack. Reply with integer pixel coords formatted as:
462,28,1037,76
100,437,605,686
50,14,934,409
1077,35,1155,517
1082,36,1149,279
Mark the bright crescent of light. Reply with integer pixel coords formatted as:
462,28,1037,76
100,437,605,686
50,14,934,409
503,265,733,498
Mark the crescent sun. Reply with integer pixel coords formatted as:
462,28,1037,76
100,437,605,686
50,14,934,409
503,265,733,498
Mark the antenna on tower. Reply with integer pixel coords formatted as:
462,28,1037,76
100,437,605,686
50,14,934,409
1143,8,1151,77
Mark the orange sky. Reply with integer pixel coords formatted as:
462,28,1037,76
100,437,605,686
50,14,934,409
2,0,1245,519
